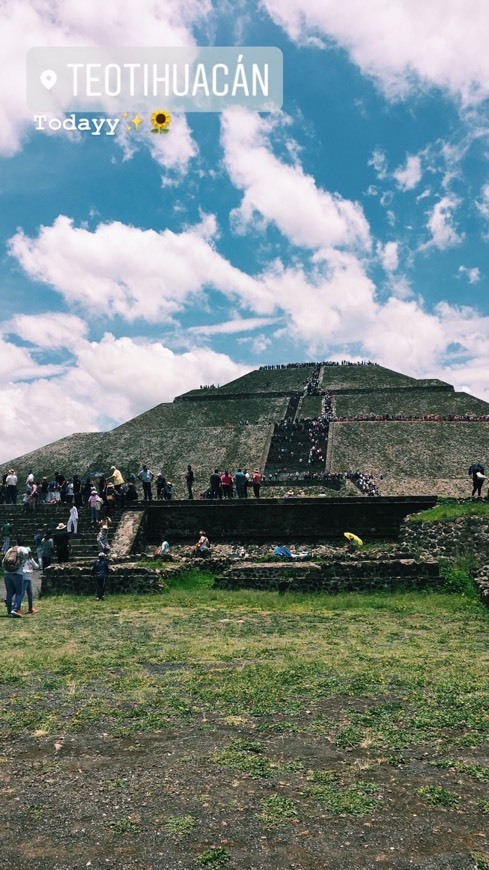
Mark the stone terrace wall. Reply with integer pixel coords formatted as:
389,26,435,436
335,389,488,418
399,514,489,561
400,514,489,609
145,497,436,543
215,556,440,593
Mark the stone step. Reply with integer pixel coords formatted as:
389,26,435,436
214,557,440,593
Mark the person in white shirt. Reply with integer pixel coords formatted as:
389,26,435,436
67,504,79,535
22,549,40,613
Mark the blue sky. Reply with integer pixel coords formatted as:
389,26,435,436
1,0,488,461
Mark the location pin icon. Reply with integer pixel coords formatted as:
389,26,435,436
40,69,57,90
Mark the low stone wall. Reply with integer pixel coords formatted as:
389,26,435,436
42,562,173,595
400,515,489,562
214,556,440,593
471,567,489,607
400,514,489,608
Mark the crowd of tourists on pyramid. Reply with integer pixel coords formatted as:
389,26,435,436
334,412,489,422
259,360,377,370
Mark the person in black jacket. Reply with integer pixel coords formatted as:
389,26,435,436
469,462,485,498
92,552,110,600
53,523,71,562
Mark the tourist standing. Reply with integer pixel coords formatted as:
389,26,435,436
138,465,154,501
5,470,18,505
210,469,222,500
185,465,195,499
67,504,78,535
40,532,54,572
53,523,71,563
2,520,13,553
252,469,263,498
220,470,233,499
3,543,30,616
234,468,246,499
92,552,110,601
22,549,40,614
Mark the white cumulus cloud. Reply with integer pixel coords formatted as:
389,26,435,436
221,108,371,253
8,215,273,321
261,0,489,104
393,155,422,191
0,0,210,157
423,196,463,250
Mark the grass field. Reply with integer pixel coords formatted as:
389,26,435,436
2,572,489,869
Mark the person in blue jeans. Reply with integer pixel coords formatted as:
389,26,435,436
3,544,30,616
21,549,40,613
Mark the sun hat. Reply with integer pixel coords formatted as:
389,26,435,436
56,522,66,530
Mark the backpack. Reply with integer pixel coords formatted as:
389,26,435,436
2,546,22,572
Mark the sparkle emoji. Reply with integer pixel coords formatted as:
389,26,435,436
151,110,171,133
124,113,144,131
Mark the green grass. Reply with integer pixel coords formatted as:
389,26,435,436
417,785,459,808
197,847,231,867
1,578,488,759
258,795,297,827
164,815,196,835
408,499,489,523
306,770,381,816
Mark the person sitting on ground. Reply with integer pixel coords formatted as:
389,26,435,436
156,473,166,499
125,482,138,503
194,530,210,556
154,540,170,557
92,552,110,601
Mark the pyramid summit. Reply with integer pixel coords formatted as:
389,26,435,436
2,361,489,499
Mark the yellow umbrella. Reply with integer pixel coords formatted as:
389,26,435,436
344,531,363,547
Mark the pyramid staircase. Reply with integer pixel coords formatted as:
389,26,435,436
263,396,330,483
1,503,168,597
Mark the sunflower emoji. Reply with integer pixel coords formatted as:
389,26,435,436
151,110,171,133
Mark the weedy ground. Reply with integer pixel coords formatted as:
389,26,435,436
1,568,488,869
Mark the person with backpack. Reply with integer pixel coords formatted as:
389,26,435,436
92,552,110,601
3,542,30,616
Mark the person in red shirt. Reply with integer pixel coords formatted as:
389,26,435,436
252,469,263,498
